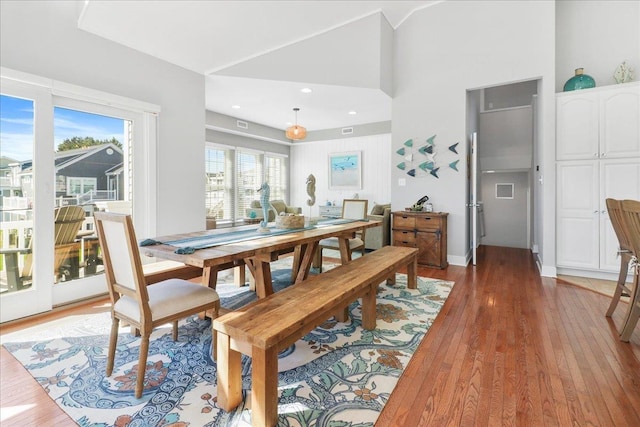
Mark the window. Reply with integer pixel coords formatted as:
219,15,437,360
66,177,97,196
205,143,288,225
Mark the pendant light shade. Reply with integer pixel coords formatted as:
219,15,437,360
285,107,307,140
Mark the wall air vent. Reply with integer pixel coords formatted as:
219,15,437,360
341,127,354,135
236,120,248,129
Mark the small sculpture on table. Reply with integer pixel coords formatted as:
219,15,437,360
306,174,317,226
258,182,271,233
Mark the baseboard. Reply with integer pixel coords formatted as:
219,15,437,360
556,267,630,282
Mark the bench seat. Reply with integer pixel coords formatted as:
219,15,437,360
213,245,418,427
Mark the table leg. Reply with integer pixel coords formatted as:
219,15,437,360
247,256,273,299
202,266,219,289
338,237,352,264
407,257,418,289
294,241,317,284
251,345,279,427
234,265,246,287
291,245,303,282
216,332,243,412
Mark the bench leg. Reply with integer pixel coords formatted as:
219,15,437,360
234,265,246,287
335,307,349,323
361,285,377,330
252,346,279,427
216,332,243,412
407,257,418,289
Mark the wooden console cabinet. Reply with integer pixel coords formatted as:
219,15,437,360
392,211,448,269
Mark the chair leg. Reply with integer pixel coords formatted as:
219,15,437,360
106,317,120,376
620,272,640,342
136,334,150,399
211,301,220,361
606,254,631,317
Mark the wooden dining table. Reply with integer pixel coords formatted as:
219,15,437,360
141,219,381,299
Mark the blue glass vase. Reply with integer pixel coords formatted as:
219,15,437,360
563,68,596,91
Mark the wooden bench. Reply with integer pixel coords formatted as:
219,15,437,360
213,245,419,427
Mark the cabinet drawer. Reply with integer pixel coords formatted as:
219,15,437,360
415,215,440,231
393,214,416,230
393,230,416,245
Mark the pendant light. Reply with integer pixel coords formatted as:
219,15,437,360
285,107,307,140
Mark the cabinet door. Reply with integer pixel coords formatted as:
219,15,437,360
416,231,440,267
556,161,600,269
600,85,640,158
556,93,599,160
599,159,640,271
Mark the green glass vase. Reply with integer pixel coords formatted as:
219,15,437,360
563,68,596,92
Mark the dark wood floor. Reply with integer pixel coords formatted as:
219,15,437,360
1,246,639,426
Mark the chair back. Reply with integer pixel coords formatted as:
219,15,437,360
342,199,368,220
621,200,640,257
94,212,149,306
606,198,633,253
54,206,86,245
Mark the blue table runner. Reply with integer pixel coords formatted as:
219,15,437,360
141,218,363,254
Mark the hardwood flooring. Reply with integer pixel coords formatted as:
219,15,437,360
1,246,639,426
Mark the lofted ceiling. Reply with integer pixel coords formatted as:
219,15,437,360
79,1,439,132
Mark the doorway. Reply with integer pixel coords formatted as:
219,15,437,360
466,80,538,264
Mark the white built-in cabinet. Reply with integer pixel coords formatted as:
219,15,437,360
556,82,640,276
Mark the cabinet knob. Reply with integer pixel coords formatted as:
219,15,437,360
594,153,598,157
601,153,606,157
593,210,599,214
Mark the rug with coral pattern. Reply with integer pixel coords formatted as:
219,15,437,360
2,258,452,426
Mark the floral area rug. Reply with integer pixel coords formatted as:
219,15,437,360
2,258,453,426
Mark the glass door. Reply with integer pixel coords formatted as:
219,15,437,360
49,100,134,306
1,82,55,321
1,71,158,322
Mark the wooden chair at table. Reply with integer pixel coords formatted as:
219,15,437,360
619,199,640,342
313,199,368,272
94,212,220,398
605,199,635,327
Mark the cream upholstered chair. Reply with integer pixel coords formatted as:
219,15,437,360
605,199,634,325
619,199,640,342
313,199,368,272
94,212,220,398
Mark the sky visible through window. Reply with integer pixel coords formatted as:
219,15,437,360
1,94,124,161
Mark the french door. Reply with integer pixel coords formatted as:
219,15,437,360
1,73,158,322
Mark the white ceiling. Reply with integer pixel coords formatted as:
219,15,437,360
79,1,438,132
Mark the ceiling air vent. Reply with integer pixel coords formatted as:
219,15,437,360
341,127,354,135
236,120,248,129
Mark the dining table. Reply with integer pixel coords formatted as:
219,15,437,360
141,218,381,299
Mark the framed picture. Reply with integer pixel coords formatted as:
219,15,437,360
329,151,361,190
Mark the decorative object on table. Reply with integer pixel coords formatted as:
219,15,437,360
409,195,429,211
248,210,257,219
275,212,305,229
613,61,634,84
285,107,307,140
258,182,271,233
563,68,596,91
329,151,362,190
305,174,316,206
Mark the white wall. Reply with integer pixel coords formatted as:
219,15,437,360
289,134,391,216
393,0,556,268
556,0,640,92
0,1,206,237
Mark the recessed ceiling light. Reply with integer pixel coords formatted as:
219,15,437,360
348,110,357,115
231,105,241,109
300,88,312,93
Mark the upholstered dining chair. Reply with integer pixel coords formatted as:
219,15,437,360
619,199,640,342
94,212,220,398
313,199,368,272
605,199,635,326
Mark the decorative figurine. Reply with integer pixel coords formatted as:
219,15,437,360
306,174,316,206
614,61,634,84
258,182,271,233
